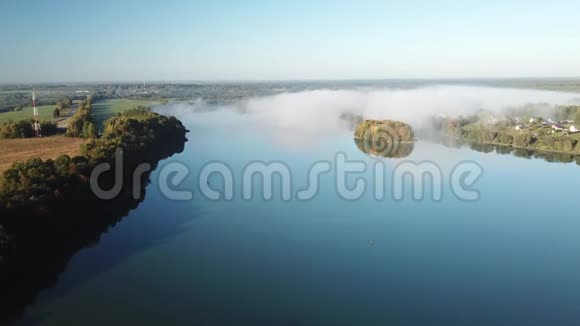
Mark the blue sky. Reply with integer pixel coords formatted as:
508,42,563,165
1,0,580,82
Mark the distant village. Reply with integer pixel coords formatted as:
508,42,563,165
512,116,579,135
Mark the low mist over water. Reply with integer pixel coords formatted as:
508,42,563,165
158,85,579,147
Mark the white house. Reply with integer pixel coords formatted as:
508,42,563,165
552,124,564,131
570,125,579,133
529,117,536,123
515,125,522,131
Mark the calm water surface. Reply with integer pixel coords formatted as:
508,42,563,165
18,112,580,326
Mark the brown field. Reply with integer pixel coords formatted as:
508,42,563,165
0,136,87,173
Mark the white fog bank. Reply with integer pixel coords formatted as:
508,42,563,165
158,85,579,147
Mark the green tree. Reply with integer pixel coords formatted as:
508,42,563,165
66,95,93,137
53,107,61,118
83,122,97,139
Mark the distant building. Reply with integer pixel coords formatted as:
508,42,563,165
515,125,522,131
552,124,564,131
570,125,579,133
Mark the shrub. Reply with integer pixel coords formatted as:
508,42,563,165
463,128,497,143
535,136,576,152
82,122,97,139
0,120,58,139
513,132,536,147
494,132,514,145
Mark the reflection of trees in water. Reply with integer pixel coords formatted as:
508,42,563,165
534,151,576,164
433,136,580,165
494,145,514,155
0,141,185,324
512,148,532,159
354,138,415,158
469,143,494,154
471,144,578,164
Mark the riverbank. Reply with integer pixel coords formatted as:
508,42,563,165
432,105,580,156
0,107,188,323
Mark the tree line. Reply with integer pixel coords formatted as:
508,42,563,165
65,96,97,138
0,120,58,139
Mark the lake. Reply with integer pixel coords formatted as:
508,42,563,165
13,88,580,325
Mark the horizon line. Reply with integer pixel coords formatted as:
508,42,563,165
2,76,580,85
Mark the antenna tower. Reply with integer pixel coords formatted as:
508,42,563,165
32,90,42,137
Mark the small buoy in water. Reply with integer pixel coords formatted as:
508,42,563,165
368,240,375,247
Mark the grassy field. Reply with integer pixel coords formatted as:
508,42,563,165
0,100,78,123
0,98,158,126
0,136,87,173
0,104,57,122
92,99,158,129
